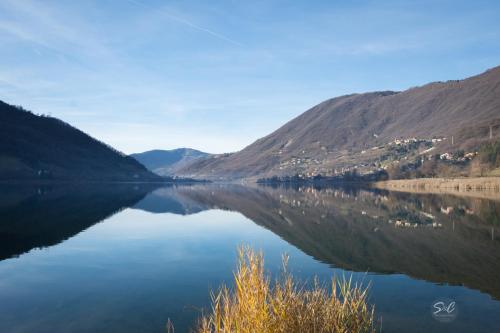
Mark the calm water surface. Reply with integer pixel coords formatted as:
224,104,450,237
0,183,499,332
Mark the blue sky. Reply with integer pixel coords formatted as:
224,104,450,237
1,0,499,154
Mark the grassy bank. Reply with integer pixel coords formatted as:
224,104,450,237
374,177,500,200
186,246,376,333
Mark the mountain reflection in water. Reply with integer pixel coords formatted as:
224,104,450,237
1,183,499,300
134,184,500,299
0,184,500,332
0,183,159,261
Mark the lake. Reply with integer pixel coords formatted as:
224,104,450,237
0,183,499,332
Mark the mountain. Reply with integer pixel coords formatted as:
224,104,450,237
131,148,209,176
177,66,500,180
0,101,160,181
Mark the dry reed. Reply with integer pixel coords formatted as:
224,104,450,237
194,246,376,333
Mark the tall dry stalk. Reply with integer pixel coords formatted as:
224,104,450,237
195,246,376,333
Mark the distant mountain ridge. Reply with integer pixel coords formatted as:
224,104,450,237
131,148,209,176
0,101,160,181
176,66,500,180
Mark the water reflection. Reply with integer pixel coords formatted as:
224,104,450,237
132,184,500,299
0,183,159,260
1,183,499,332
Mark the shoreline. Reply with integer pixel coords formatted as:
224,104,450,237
374,177,500,201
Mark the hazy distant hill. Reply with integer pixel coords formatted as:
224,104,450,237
177,66,500,180
131,148,209,176
0,101,160,181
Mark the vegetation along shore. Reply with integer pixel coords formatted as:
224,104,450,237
374,177,500,201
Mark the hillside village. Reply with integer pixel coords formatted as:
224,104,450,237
263,133,498,182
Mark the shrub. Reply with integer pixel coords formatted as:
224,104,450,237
479,140,500,167
193,246,376,333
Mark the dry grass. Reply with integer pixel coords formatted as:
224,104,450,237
193,246,376,333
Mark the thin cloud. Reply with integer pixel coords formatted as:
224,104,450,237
0,0,112,59
126,0,244,47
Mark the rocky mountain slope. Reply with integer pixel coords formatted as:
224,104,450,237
177,66,500,180
0,101,160,181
